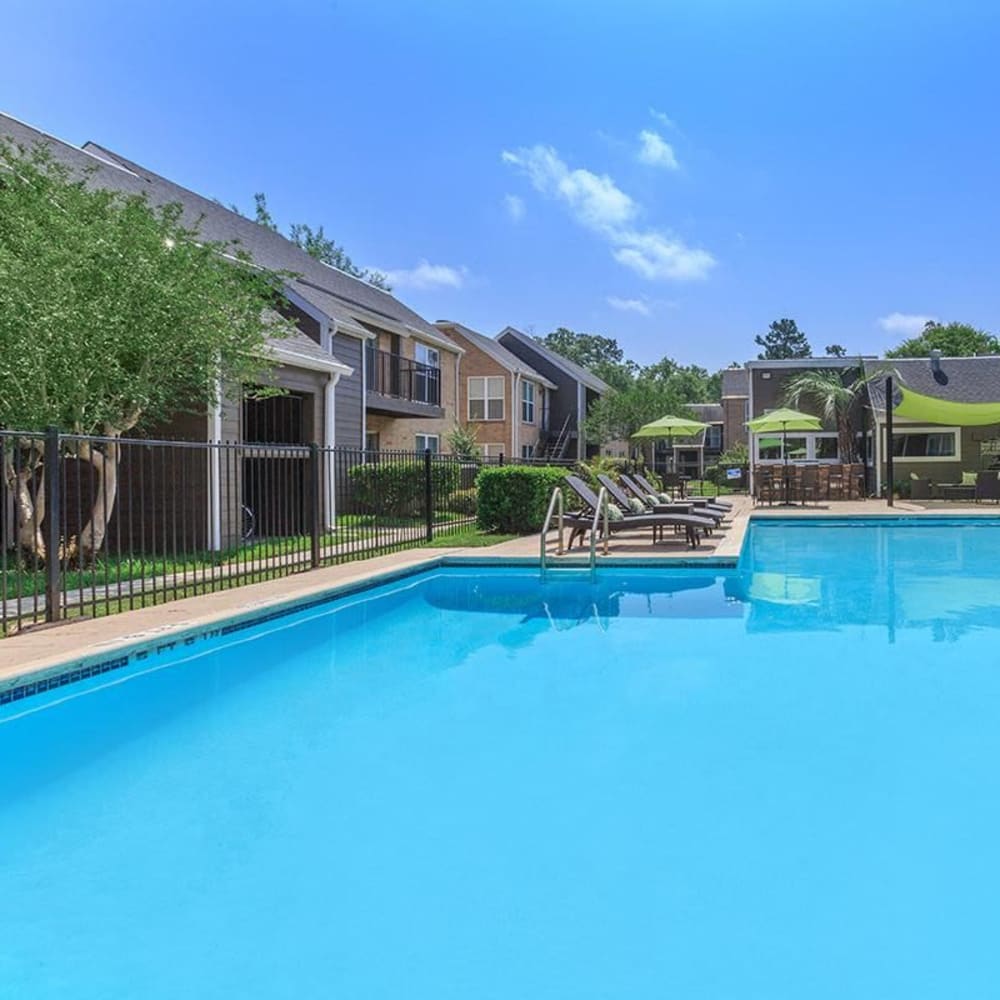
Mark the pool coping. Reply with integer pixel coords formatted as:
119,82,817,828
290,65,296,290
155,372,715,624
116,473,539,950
3,506,997,704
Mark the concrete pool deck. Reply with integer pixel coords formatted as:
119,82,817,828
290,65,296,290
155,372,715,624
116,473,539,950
3,494,998,687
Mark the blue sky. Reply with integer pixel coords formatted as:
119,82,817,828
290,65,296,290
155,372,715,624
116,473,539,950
5,0,1000,371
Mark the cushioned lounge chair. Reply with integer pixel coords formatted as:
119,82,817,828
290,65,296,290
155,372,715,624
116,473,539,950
562,475,715,549
604,474,724,530
620,474,727,521
632,472,733,511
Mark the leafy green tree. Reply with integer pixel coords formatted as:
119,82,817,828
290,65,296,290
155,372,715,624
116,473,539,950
251,193,391,290
755,318,812,359
825,343,847,357
0,142,293,561
885,321,999,358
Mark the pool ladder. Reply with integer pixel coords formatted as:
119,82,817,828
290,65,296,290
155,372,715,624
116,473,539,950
540,486,609,578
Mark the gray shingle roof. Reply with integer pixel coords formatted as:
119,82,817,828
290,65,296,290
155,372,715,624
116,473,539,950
864,356,1000,410
720,367,749,397
435,321,556,388
688,403,725,423
496,326,610,393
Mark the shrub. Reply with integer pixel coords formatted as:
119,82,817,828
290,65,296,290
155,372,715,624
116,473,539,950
576,455,628,492
703,464,720,486
348,460,461,517
475,465,568,533
447,487,478,516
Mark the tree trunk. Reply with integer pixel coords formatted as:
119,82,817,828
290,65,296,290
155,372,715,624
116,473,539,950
70,438,121,564
837,413,857,465
3,443,46,560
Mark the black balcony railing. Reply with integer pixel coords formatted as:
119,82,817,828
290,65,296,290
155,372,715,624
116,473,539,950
365,346,441,406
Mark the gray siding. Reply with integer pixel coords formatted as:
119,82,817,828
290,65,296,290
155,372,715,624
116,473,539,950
334,333,364,448
496,334,579,432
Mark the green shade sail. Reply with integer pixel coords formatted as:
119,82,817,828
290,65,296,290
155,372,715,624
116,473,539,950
893,386,1000,426
746,408,823,433
631,415,708,440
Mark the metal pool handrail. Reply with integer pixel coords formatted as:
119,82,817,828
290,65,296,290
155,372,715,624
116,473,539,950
540,486,565,575
589,486,610,567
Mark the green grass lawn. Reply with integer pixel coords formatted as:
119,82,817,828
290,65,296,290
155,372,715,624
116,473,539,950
424,530,518,548
683,479,737,496
2,512,477,599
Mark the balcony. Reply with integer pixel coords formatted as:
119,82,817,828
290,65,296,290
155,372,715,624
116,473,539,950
365,345,444,418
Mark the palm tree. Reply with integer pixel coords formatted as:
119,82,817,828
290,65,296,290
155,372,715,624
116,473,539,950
781,367,878,464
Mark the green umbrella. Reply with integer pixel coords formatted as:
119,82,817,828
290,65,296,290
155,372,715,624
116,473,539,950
746,408,823,499
631,415,708,477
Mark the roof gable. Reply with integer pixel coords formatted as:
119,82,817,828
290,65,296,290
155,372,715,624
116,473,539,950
496,326,610,393
435,322,555,388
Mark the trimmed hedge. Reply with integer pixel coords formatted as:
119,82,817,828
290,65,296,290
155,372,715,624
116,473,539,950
348,461,461,517
475,465,568,533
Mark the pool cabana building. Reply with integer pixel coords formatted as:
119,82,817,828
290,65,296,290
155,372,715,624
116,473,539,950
864,354,1000,497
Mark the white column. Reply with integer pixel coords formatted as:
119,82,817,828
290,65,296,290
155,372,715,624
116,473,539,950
324,374,340,529
208,385,223,551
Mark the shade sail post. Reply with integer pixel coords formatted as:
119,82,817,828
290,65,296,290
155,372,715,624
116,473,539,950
886,376,894,508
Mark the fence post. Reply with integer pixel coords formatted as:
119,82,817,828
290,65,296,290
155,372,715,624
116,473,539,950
424,448,433,542
44,426,62,623
885,376,894,507
499,452,505,466
309,442,321,567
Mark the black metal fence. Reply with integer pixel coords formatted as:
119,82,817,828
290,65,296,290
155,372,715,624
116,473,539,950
0,429,531,635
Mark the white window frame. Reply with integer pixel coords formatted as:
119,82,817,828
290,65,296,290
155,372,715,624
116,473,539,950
415,433,439,454
883,424,961,462
753,431,841,464
521,380,536,424
468,376,505,421
521,443,534,459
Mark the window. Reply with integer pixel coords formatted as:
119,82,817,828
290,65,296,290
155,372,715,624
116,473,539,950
891,430,957,458
705,424,722,450
754,433,839,463
480,443,504,458
815,435,839,460
521,444,534,459
468,377,505,420
413,343,441,404
521,381,536,424
415,434,439,454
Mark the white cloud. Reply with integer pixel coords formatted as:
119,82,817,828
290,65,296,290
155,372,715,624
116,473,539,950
503,193,525,222
878,312,937,336
649,107,677,129
382,260,467,290
607,296,651,316
501,144,715,283
637,129,679,170
612,230,715,281
501,145,637,230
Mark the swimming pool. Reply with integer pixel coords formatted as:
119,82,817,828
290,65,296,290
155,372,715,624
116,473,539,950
3,518,1000,998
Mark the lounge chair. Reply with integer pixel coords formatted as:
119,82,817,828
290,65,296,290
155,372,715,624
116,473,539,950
633,472,733,511
597,474,723,535
621,473,728,520
562,475,715,549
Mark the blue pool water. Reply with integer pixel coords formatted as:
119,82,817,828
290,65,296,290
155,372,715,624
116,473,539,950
3,519,1000,998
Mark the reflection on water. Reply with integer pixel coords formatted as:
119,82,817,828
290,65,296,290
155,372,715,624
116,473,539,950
425,519,1000,642
737,518,1000,640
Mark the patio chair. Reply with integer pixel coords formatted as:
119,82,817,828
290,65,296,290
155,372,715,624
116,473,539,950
597,474,721,535
909,473,933,501
799,466,820,506
754,467,783,506
633,472,733,511
562,475,715,549
976,470,1000,503
616,474,726,525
